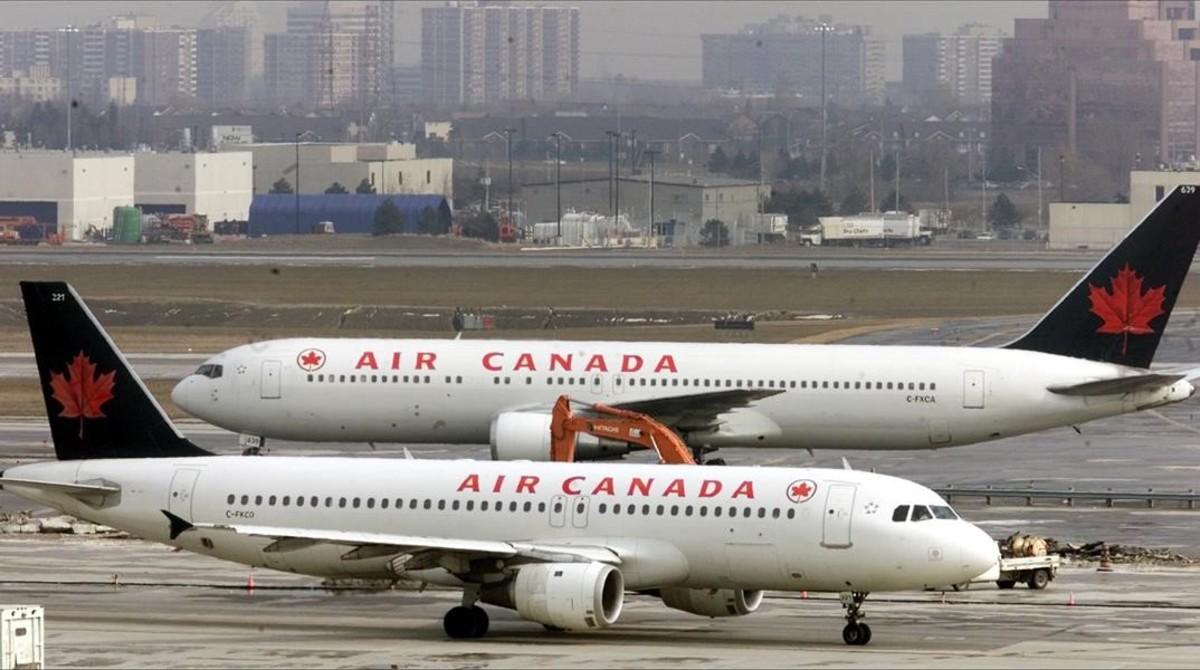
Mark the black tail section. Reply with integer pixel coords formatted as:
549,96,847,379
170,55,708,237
1005,185,1200,368
20,281,211,460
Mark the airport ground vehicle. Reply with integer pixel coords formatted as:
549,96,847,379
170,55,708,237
798,212,933,247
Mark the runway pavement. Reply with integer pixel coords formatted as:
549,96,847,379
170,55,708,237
1,535,1199,668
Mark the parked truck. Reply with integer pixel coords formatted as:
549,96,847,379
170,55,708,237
798,212,933,247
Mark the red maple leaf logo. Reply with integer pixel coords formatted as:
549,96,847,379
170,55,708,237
301,351,322,367
49,351,116,438
791,482,812,499
787,479,817,503
1087,264,1167,356
297,348,325,371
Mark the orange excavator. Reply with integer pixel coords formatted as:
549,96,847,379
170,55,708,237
549,395,696,465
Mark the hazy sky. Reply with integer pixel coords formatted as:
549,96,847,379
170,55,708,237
0,1,1047,80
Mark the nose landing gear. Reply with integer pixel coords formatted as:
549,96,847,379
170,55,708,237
839,591,872,646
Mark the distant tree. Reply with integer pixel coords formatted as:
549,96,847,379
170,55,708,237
988,193,1023,229
269,178,293,194
418,205,448,235
700,219,729,247
880,189,912,213
462,211,499,242
355,178,376,194
324,181,348,194
839,189,868,215
706,146,730,174
372,199,406,236
766,188,832,231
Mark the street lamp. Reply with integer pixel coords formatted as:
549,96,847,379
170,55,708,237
645,148,660,244
816,22,835,193
58,25,79,152
294,130,319,235
502,128,516,226
548,131,565,243
605,130,620,221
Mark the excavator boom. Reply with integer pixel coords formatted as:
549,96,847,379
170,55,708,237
550,395,696,465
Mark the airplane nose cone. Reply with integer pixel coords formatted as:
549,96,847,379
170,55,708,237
959,524,1001,580
171,377,193,412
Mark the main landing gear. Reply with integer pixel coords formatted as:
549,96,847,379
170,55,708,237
444,587,489,639
839,591,872,646
691,446,726,466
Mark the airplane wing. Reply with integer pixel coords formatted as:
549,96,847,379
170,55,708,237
607,389,784,432
192,521,621,568
1047,373,1185,396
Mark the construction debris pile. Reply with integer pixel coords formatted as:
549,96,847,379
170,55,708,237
1046,538,1195,565
0,511,125,537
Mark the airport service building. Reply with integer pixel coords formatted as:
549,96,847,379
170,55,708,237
0,152,134,241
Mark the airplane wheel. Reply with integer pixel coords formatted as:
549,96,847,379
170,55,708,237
705,458,727,466
444,606,488,639
842,622,871,646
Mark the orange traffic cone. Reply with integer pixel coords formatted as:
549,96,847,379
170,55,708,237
1067,592,1075,606
1098,546,1114,573
246,569,255,595
800,591,808,600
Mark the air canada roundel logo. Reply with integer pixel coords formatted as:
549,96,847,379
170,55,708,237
297,348,326,372
786,479,818,504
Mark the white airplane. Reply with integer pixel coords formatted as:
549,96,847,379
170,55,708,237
4,281,998,645
172,186,1200,460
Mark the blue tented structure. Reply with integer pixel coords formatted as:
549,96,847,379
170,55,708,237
248,194,452,235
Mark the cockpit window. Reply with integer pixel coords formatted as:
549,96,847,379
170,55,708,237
891,505,909,522
910,505,933,522
931,505,958,520
194,364,223,379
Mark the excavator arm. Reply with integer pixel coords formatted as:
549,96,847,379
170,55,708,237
549,395,696,465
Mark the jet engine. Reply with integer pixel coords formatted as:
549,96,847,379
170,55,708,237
659,587,764,617
481,562,624,630
489,411,635,461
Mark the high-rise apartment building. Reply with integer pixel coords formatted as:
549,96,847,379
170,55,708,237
903,24,1001,107
701,15,886,105
993,0,1200,167
275,1,393,110
196,27,247,105
421,1,581,108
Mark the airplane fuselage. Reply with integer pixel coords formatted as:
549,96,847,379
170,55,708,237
2,457,997,593
174,338,1195,450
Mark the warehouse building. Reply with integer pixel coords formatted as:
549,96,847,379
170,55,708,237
522,175,767,246
134,152,253,223
248,194,452,236
0,152,134,241
1049,171,1200,249
227,142,454,200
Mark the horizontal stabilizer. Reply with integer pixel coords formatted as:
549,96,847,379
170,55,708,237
0,476,120,504
1047,373,1185,396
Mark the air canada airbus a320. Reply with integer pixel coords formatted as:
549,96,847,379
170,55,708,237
172,187,1200,460
2,282,998,645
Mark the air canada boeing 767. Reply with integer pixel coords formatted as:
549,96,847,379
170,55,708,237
2,282,998,645
173,186,1200,460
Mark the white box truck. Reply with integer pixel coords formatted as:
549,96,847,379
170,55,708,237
1,606,43,670
799,212,933,247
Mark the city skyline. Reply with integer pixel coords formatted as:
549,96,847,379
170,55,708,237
0,1,1044,81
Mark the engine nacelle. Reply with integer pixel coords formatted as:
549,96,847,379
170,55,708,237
489,411,635,461
481,562,624,630
659,587,764,618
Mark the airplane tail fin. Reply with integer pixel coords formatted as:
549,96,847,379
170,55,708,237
20,281,211,460
1004,185,1200,368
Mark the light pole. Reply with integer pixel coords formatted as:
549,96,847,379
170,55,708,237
294,130,319,235
549,131,565,243
645,148,660,243
817,22,834,193
1058,153,1065,202
503,128,516,225
605,130,620,222
59,25,79,152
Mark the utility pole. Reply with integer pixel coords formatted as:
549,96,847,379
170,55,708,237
943,166,949,217
894,150,900,211
614,131,622,224
60,25,78,152
605,130,619,220
1036,146,1043,230
868,149,875,211
503,128,516,226
981,149,988,230
818,22,833,193
295,135,300,234
549,132,564,243
1058,153,1065,202
645,148,660,243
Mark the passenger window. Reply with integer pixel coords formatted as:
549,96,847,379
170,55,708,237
282,496,290,506
728,506,736,517
352,497,361,509
822,381,829,389
482,501,490,511
552,501,562,513
908,382,915,390
670,505,680,516
684,505,693,516
642,504,650,515
227,494,235,504
324,497,333,507
366,498,375,509
255,495,263,505
410,499,418,509
833,381,839,389
509,501,518,512
523,502,532,512
892,505,910,522
538,502,546,512
919,382,926,391
699,506,708,517
743,507,752,518
757,507,766,518
599,503,608,514
911,505,933,522
311,496,318,507
714,506,723,517
772,508,780,518
451,500,460,511
930,382,937,391
932,505,958,520
887,382,893,390
394,498,402,508
656,504,665,515
381,498,389,509
786,509,795,519
423,499,431,510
